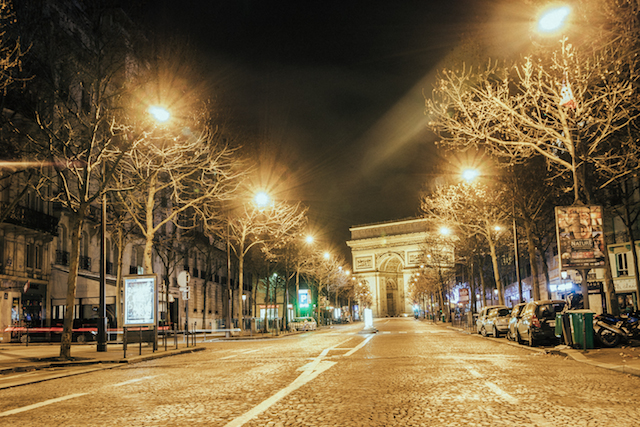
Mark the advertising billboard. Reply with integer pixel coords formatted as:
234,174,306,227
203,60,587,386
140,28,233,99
124,275,157,326
555,205,605,270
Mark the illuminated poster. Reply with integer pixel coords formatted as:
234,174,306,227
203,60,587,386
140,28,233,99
124,275,157,325
298,289,310,308
555,205,605,270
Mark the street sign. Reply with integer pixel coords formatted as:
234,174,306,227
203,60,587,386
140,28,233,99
181,290,190,300
459,288,469,302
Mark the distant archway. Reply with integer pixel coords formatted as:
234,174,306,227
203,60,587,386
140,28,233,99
379,254,404,316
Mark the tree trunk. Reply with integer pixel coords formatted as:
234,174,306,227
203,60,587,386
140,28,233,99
601,234,620,315
60,210,85,359
263,277,270,333
487,237,505,305
237,254,244,330
541,250,552,300
478,259,487,307
523,219,541,301
115,228,125,328
143,183,157,275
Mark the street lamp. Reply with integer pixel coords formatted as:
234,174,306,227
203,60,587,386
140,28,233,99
148,106,171,123
537,6,571,34
255,191,270,208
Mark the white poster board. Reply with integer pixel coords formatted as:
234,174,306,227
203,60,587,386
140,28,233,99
124,275,157,326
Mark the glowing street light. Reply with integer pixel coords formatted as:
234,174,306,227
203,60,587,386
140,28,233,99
324,252,330,260
440,226,451,236
148,106,171,123
254,191,270,208
462,169,479,182
305,235,314,244
537,6,571,33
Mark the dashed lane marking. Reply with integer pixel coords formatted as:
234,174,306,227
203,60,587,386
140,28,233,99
0,393,87,417
113,375,157,387
0,374,159,417
461,364,518,405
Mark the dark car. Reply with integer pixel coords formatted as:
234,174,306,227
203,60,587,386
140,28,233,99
515,300,566,346
506,302,527,342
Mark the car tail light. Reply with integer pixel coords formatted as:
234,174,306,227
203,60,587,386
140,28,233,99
531,314,541,328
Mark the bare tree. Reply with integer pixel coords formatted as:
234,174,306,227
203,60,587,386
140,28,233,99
13,2,143,359
307,251,347,325
0,0,35,225
422,182,511,305
219,200,307,331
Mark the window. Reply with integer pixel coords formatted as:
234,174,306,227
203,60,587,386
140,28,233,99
616,252,629,277
26,244,34,268
35,244,42,269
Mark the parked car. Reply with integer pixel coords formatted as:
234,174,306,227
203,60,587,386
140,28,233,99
506,303,527,341
476,305,508,337
289,317,317,331
486,307,512,338
515,300,566,346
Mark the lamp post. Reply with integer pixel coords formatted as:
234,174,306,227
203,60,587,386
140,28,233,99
97,106,170,352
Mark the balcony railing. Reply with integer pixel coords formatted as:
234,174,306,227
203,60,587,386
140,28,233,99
55,250,70,266
1,203,59,235
79,255,91,271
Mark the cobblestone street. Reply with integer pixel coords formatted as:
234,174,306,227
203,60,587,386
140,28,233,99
1,318,639,426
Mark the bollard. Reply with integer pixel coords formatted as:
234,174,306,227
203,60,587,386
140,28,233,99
193,322,197,347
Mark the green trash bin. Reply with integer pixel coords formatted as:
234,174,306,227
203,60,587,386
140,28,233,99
555,313,563,338
568,310,594,349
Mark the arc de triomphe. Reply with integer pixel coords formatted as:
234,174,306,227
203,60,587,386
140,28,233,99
347,218,434,317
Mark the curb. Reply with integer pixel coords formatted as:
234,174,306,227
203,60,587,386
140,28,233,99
446,324,640,377
0,346,206,375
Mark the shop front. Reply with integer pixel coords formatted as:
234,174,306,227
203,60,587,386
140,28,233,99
613,277,638,313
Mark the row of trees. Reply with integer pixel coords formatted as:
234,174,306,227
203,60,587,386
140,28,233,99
0,1,367,359
418,0,640,313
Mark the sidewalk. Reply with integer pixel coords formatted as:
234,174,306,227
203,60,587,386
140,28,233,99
445,321,640,377
0,328,305,376
0,341,206,376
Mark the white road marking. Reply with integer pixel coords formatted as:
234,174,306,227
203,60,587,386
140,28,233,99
0,393,87,417
484,381,518,404
467,368,483,378
344,335,374,357
221,348,269,360
112,375,157,387
382,331,391,334
462,365,518,405
224,336,369,427
399,331,407,334
223,361,336,427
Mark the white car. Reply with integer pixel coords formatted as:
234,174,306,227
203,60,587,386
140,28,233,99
289,317,317,331
476,305,508,337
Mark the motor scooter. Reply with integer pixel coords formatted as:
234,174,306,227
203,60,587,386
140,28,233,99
593,311,640,348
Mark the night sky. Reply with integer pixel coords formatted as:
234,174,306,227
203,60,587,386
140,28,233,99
132,0,532,260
